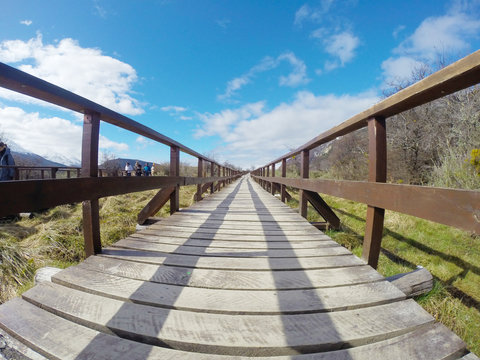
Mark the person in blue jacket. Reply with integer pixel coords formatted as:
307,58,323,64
0,142,15,181
143,163,151,176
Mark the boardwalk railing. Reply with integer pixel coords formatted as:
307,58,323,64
0,62,242,257
251,50,480,269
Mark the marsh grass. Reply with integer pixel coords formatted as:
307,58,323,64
0,185,199,303
285,187,480,353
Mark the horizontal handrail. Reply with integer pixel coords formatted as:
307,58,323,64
268,50,480,166
252,175,480,234
0,63,216,164
0,175,240,218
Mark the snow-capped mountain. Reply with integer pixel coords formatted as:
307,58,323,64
7,140,80,167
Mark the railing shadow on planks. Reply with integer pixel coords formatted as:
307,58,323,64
0,62,244,257
251,50,480,269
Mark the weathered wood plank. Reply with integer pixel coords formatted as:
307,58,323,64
0,298,466,359
44,275,407,316
99,247,364,269
23,283,431,356
387,268,434,298
80,256,385,290
129,233,337,249
110,237,350,258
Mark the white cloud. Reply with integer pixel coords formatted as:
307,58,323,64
294,1,334,27
381,56,424,84
313,30,360,71
161,105,187,113
0,106,128,164
0,33,143,115
196,90,379,168
382,9,480,83
218,52,309,101
278,52,310,87
20,20,32,26
135,135,154,149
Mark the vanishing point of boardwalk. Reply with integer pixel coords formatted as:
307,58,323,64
0,175,469,359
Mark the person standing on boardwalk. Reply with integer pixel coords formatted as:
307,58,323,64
125,162,133,176
0,142,15,181
134,161,142,176
143,163,151,176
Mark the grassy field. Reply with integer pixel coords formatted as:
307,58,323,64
0,185,198,303
284,187,480,354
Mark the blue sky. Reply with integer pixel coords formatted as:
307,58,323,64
0,0,479,169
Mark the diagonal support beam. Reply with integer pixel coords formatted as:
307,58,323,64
137,186,175,224
303,190,340,230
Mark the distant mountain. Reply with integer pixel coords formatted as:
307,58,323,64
11,151,67,167
6,140,78,167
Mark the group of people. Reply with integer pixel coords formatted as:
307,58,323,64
125,161,154,177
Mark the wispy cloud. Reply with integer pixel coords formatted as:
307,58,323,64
161,105,187,113
197,90,379,168
393,25,406,39
294,1,334,27
0,33,143,115
20,20,32,26
382,5,480,83
218,52,309,101
216,18,231,29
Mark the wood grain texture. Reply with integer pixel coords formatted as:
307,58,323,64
23,283,428,355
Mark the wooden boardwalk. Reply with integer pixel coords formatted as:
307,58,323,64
0,175,473,359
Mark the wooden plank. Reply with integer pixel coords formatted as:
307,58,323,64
99,247,366,270
137,226,331,240
137,186,175,225
129,233,335,247
42,275,406,316
252,176,480,234
23,283,431,355
110,238,350,258
146,223,323,236
80,256,385,290
387,268,434,298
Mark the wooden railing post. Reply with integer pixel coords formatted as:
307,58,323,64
51,167,58,179
222,166,226,188
299,149,309,218
196,158,203,201
281,158,287,202
271,163,275,195
210,162,215,194
362,116,387,269
170,145,180,214
81,111,101,257
265,165,272,191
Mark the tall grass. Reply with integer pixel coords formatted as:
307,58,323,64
0,185,198,304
